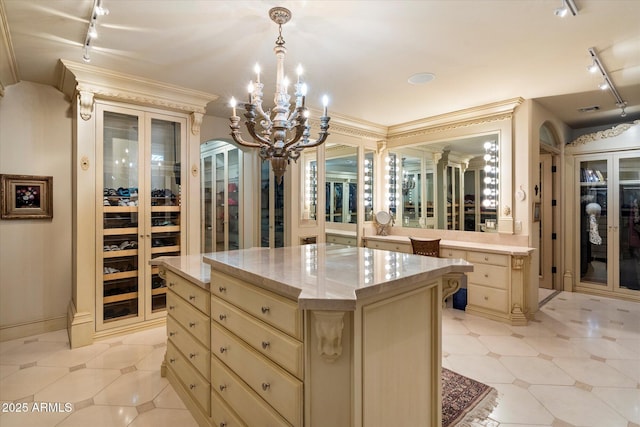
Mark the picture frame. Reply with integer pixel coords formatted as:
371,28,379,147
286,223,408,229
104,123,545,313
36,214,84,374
1,174,53,220
533,202,541,223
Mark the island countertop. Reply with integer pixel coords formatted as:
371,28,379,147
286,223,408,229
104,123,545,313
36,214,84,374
203,243,473,311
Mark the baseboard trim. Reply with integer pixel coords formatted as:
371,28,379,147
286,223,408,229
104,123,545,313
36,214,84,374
0,316,67,342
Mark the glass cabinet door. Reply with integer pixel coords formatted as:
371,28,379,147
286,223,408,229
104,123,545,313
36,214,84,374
617,156,640,293
577,152,640,297
148,117,182,315
202,155,213,252
101,110,142,324
215,151,226,251
579,158,610,287
227,148,240,250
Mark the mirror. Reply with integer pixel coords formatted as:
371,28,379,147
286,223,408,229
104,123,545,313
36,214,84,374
325,144,358,225
389,133,499,232
300,148,318,223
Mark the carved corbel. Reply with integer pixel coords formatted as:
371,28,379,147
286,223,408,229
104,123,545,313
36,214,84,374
442,274,462,308
376,140,387,155
512,256,525,270
78,90,94,121
313,311,345,363
191,112,203,135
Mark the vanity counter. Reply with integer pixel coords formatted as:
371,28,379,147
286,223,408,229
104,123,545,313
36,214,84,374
363,234,534,256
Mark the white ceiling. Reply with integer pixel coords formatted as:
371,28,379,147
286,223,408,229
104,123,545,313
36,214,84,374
2,0,639,129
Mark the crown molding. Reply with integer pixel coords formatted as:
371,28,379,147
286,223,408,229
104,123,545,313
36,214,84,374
58,59,218,117
387,97,524,141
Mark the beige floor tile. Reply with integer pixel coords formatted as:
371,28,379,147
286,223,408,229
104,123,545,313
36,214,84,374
529,385,629,427
84,344,154,370
56,404,138,427
592,387,640,424
0,405,71,427
121,327,167,346
136,346,167,371
488,383,554,425
478,336,539,357
499,356,574,385
522,336,591,358
153,384,187,409
444,354,515,384
35,368,121,403
552,357,637,387
0,340,69,365
443,334,489,355
0,366,69,400
93,369,168,406
570,337,640,359
606,358,640,383
37,343,110,368
0,364,20,380
128,407,199,427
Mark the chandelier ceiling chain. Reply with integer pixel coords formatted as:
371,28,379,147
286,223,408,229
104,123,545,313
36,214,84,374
228,7,331,184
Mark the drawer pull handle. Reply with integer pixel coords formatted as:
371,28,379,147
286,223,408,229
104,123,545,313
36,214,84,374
484,273,489,278
219,314,227,321
169,305,175,311
189,353,196,359
189,295,196,301
484,296,489,300
261,341,270,349
169,358,175,363
218,286,226,293
261,382,270,391
169,331,176,337
189,384,196,390
261,306,270,314
220,423,227,427
219,346,228,354
219,384,227,392
168,282,175,287
484,256,489,261
189,322,196,328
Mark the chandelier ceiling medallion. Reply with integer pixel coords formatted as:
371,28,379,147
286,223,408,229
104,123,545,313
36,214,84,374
229,7,331,184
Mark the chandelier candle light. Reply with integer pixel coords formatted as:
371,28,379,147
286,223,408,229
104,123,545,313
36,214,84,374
229,7,331,184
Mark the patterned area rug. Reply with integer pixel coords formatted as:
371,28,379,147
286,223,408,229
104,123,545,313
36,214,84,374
442,368,498,427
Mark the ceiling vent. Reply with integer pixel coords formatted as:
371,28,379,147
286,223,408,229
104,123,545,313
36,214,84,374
577,105,600,113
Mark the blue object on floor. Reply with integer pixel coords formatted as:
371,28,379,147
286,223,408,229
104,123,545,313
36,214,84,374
452,288,467,310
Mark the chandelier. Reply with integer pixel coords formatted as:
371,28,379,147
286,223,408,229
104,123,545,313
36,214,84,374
229,7,331,184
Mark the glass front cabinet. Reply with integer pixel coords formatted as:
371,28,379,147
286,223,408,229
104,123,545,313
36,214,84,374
576,152,640,298
201,141,242,252
97,105,187,330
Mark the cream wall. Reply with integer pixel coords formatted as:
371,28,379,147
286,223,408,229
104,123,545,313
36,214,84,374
0,81,72,340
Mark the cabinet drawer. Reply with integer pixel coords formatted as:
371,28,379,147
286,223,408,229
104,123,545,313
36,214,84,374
364,240,411,253
211,389,245,427
326,234,356,246
467,251,509,267
167,315,209,379
211,355,291,427
467,263,508,289
212,296,303,379
212,322,302,426
166,271,210,315
167,292,210,346
468,284,508,313
166,341,210,415
440,248,466,259
211,271,302,340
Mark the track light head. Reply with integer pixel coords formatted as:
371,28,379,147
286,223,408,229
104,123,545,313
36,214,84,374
554,6,568,17
599,81,609,91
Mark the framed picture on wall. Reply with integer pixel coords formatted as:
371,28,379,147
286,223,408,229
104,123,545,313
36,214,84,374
0,174,53,219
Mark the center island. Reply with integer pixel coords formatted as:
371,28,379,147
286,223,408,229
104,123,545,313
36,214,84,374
157,243,473,427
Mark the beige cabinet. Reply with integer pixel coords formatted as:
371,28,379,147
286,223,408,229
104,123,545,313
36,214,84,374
97,105,186,330
211,270,303,426
164,269,212,421
364,236,535,325
61,60,215,347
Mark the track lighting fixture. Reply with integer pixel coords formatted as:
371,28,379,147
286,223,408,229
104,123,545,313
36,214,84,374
82,0,108,63
587,47,627,118
554,0,578,17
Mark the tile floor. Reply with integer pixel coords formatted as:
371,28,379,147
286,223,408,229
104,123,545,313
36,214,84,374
0,290,638,427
